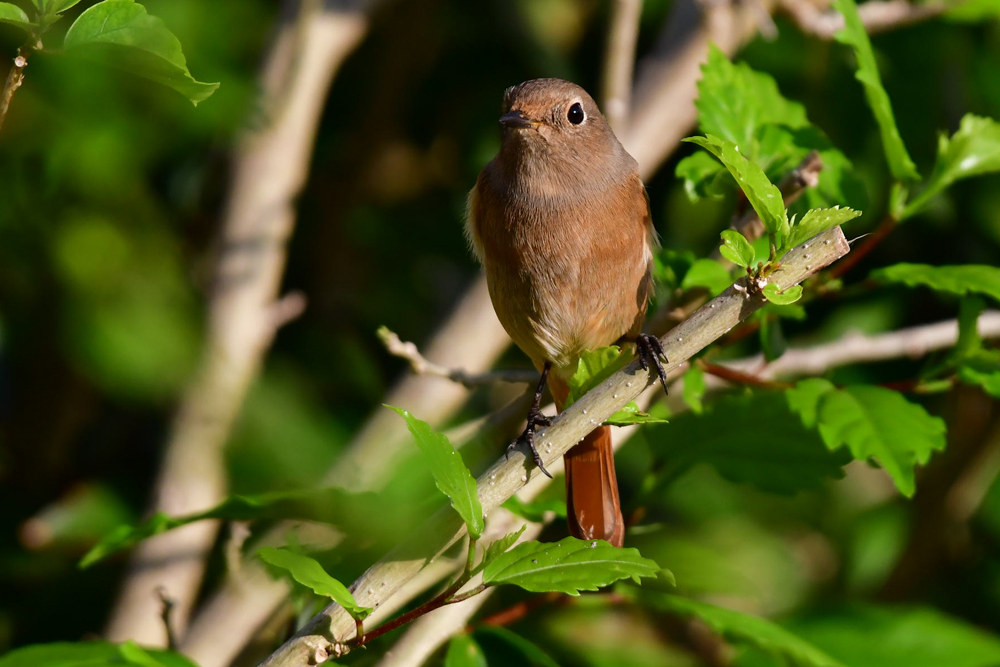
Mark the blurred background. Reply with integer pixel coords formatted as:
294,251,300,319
2,0,1000,664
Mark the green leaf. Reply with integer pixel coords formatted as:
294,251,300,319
955,296,986,358
681,258,733,295
479,525,527,573
685,135,789,243
0,3,33,31
640,594,845,667
759,316,787,362
833,0,919,181
646,391,849,494
720,229,756,268
0,642,198,667
63,0,219,105
763,283,803,305
257,546,371,620
50,0,86,12
675,152,728,202
387,405,484,539
445,635,488,667
785,207,863,253
903,114,1000,218
776,605,1000,667
475,627,561,667
681,366,706,414
872,263,1000,304
812,386,946,496
502,496,567,522
565,346,631,406
604,401,669,427
80,485,395,568
786,378,837,428
482,536,660,595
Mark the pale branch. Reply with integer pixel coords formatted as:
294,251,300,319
378,326,537,387
777,0,959,39
258,227,850,667
106,0,381,651
601,0,644,135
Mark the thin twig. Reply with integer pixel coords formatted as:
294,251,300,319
601,0,644,134
826,216,896,279
0,47,29,136
778,0,960,39
698,360,792,389
156,587,179,651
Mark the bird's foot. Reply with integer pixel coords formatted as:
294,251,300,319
506,406,553,478
636,333,669,395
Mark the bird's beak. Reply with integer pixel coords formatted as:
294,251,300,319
499,110,540,129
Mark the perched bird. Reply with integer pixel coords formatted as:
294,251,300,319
465,78,666,547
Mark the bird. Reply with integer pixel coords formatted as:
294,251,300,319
465,78,667,547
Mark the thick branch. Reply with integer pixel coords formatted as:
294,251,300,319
258,227,850,667
601,0,643,134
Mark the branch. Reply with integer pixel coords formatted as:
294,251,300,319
777,0,958,39
258,227,850,667
601,0,643,134
0,47,30,137
104,0,379,648
378,326,536,387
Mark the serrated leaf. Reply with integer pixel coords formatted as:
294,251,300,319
685,135,789,243
763,283,803,305
720,229,756,268
605,401,669,426
476,525,527,574
681,258,733,295
682,366,706,414
80,485,395,568
565,346,630,406
645,391,849,494
785,207,862,253
872,263,1000,304
786,378,837,428
958,365,1000,398
63,0,219,105
257,546,371,620
482,536,660,595
676,151,728,202
903,114,1000,218
0,3,33,31
0,642,198,667
640,594,845,667
833,0,919,181
387,406,484,538
503,495,567,522
475,626,562,667
445,635,487,667
814,386,946,496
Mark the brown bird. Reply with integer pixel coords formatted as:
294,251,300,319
466,78,667,547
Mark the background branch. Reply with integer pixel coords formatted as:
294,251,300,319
777,0,957,39
601,0,643,134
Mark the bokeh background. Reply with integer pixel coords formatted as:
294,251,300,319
2,0,1000,664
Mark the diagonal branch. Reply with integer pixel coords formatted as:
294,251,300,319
258,227,851,667
777,0,959,39
601,0,644,134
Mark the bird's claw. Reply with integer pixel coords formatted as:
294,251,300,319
636,333,669,395
506,406,553,478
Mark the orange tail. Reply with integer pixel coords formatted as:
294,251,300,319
564,425,624,547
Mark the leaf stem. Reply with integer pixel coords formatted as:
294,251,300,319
0,47,30,138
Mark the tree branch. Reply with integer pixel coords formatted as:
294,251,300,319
258,227,851,667
601,0,643,134
0,46,30,137
777,0,958,39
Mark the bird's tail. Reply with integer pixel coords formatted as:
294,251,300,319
548,375,624,547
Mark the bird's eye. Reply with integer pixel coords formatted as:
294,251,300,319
567,102,585,125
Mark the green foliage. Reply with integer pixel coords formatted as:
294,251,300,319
685,135,790,245
872,263,1000,303
645,391,849,494
476,525,527,574
445,635,488,667
720,229,756,268
482,536,660,595
387,406,484,539
833,0,919,181
0,3,33,31
681,258,733,295
787,381,946,496
565,347,668,425
640,594,845,667
785,207,862,253
502,495,567,522
64,0,219,105
763,283,803,305
681,365,706,414
474,627,561,667
257,547,371,620
0,642,198,667
903,114,1000,218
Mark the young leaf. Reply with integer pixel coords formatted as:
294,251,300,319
50,0,86,12
681,258,733,295
719,229,756,268
257,547,372,620
0,3,33,31
565,346,630,406
482,536,660,595
0,642,198,667
872,263,1000,304
763,283,803,305
786,378,837,428
833,0,919,181
813,386,946,496
445,635,488,667
476,525,527,574
681,366,706,414
785,207,863,253
676,151,728,202
685,135,789,243
63,0,219,105
387,405,484,539
604,402,669,426
640,594,846,667
958,365,1000,398
503,495,567,522
903,114,1000,218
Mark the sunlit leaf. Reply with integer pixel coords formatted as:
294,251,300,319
387,406,484,539
564,346,666,425
257,547,371,620
785,207,862,253
0,3,33,31
720,229,756,268
872,263,1000,304
475,525,527,575
482,536,659,595
445,635,487,667
682,366,706,414
763,283,803,305
681,258,734,295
